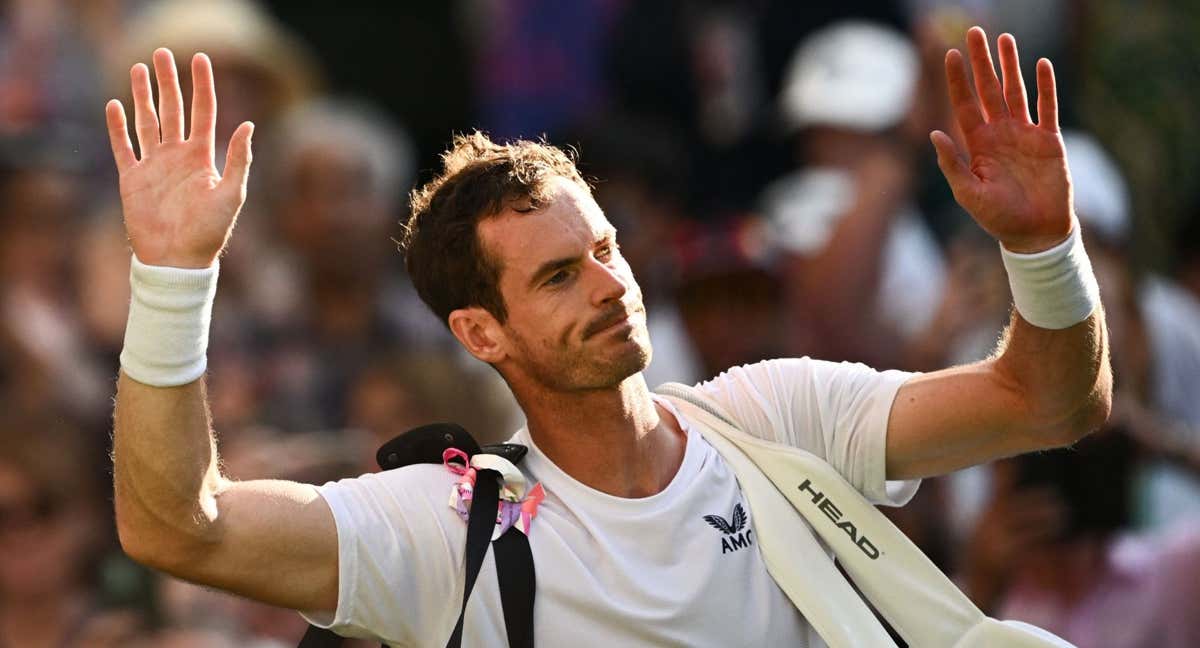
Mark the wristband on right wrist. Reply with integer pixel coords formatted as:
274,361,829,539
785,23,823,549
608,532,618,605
999,226,1101,330
119,254,219,387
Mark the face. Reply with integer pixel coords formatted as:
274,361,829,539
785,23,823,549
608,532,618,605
469,177,652,392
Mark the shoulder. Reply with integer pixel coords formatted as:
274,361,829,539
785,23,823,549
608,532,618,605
315,464,463,537
698,357,907,405
698,357,814,399
325,463,458,497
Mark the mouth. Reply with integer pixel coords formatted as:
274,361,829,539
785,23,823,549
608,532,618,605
583,306,641,340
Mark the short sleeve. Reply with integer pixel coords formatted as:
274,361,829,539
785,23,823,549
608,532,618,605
697,357,919,505
300,465,466,644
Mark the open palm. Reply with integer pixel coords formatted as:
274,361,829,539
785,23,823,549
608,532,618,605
106,49,253,269
931,28,1073,254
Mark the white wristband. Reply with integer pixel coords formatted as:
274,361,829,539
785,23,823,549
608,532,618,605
120,255,219,387
1000,226,1101,330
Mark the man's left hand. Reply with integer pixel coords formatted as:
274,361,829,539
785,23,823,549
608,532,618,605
931,27,1072,254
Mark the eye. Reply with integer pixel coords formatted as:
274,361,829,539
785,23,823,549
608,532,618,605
597,240,619,261
544,270,570,287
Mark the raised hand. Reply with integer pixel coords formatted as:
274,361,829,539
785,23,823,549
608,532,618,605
931,28,1072,253
106,49,253,268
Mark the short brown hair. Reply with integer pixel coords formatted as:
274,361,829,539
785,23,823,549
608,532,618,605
400,131,590,324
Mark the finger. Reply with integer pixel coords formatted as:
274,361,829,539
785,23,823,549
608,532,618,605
220,121,255,197
945,49,985,135
930,130,978,199
1036,58,1059,133
966,26,1009,121
998,33,1031,123
105,100,137,171
153,48,186,143
130,63,160,154
189,53,217,147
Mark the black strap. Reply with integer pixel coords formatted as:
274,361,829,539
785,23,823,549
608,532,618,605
493,529,536,648
445,468,502,648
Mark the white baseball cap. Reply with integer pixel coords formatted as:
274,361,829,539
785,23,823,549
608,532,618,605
779,21,919,133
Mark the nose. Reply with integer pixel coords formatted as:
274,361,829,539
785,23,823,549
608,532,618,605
589,256,630,307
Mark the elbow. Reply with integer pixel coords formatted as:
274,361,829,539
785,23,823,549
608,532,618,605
114,491,220,575
1055,391,1111,447
1046,376,1113,448
117,512,217,576
115,511,157,569
114,500,171,571
114,501,165,570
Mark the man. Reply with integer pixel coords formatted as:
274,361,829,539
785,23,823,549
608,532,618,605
106,27,1109,645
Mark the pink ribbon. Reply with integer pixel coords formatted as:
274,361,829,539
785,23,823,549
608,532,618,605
445,448,543,537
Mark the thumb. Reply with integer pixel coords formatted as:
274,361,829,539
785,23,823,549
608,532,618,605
220,121,254,198
930,130,977,201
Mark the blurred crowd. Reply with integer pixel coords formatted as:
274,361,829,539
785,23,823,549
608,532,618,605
1,0,1199,646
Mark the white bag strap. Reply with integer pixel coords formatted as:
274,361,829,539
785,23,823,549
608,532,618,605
656,382,1075,648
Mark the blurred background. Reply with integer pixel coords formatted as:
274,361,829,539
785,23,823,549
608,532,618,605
2,0,1199,645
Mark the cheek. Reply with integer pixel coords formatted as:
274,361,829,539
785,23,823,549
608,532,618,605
506,307,563,355
510,291,583,347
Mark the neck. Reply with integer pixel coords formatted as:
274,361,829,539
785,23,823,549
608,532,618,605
513,373,685,498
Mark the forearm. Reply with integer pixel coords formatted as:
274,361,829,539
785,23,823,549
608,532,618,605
113,372,227,565
110,249,230,563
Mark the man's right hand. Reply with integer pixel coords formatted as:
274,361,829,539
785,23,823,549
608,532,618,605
106,48,253,268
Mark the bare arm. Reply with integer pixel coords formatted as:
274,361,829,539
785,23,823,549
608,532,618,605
884,29,1111,480
108,49,337,611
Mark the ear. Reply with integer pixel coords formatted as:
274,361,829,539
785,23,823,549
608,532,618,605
448,307,507,364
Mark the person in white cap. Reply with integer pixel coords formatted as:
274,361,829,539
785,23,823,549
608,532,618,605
762,20,946,365
104,26,1107,647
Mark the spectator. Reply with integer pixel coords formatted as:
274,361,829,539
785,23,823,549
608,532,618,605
1059,130,1200,529
114,0,319,151
960,427,1200,647
672,216,784,378
762,20,946,366
237,98,445,433
0,413,145,646
0,139,111,420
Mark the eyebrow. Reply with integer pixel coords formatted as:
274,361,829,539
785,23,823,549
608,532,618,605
528,256,578,289
527,228,618,289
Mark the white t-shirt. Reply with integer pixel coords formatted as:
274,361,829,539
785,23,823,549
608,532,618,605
303,358,917,646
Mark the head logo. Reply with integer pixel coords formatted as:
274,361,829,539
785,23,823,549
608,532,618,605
703,503,754,554
797,478,881,560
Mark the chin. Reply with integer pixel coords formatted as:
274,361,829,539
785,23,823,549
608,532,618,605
597,334,652,386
